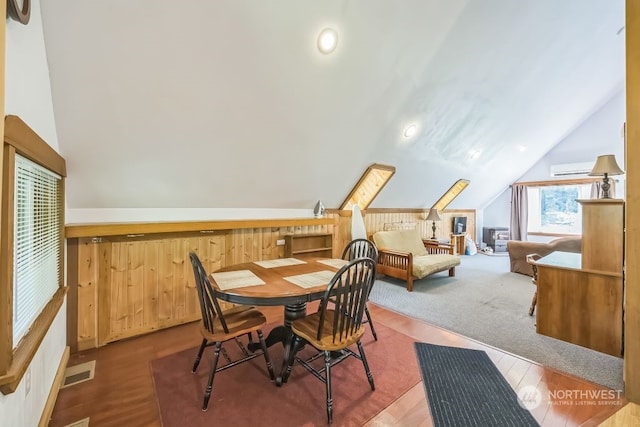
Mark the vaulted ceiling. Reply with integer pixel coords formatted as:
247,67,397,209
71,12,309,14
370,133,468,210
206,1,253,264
39,1,624,211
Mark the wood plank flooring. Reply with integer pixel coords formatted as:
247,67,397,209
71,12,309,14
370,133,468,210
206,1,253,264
48,303,626,426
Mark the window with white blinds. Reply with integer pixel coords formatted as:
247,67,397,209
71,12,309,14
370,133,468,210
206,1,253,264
13,154,62,348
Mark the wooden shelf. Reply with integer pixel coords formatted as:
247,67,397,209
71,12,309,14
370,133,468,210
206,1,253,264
65,217,334,238
285,233,333,259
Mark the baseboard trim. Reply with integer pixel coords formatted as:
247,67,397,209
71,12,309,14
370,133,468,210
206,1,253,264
39,346,70,427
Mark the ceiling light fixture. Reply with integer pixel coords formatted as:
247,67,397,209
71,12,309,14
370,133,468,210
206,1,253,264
318,28,338,54
403,124,418,139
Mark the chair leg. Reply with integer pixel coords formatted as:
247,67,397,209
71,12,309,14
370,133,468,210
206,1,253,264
202,342,222,411
364,305,378,341
529,291,537,316
357,340,375,391
280,335,303,385
324,350,333,424
257,329,275,381
192,338,207,373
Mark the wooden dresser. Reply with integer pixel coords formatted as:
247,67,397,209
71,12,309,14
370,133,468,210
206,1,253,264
534,199,624,357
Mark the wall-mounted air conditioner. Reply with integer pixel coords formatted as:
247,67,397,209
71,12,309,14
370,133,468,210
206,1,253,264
549,162,594,177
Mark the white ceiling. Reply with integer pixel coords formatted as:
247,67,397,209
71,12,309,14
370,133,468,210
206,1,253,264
39,0,625,211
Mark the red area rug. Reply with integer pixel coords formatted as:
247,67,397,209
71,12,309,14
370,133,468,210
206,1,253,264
151,322,421,427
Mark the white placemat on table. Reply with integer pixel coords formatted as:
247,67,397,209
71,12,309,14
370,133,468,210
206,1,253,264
253,258,307,268
284,270,336,289
211,270,265,290
316,258,348,269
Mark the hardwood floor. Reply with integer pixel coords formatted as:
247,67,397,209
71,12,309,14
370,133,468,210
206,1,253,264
49,303,626,426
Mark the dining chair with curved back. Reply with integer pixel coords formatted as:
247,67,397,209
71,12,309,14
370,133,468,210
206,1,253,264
189,252,275,411
279,257,377,424
341,238,379,340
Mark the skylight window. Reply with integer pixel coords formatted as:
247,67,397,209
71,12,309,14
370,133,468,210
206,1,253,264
431,179,470,211
340,163,396,210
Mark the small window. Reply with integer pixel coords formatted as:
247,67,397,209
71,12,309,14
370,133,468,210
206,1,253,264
1,115,66,394
13,154,63,347
527,184,592,234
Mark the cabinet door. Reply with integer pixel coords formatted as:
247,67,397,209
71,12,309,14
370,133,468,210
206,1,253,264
580,200,623,273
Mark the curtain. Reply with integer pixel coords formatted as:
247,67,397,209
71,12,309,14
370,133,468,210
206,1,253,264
510,184,528,241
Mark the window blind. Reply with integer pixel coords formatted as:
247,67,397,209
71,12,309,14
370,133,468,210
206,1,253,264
13,154,62,348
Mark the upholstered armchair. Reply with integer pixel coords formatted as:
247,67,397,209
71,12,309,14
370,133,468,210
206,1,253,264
507,236,582,276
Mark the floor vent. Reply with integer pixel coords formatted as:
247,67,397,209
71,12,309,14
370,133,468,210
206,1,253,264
61,360,95,389
63,417,90,427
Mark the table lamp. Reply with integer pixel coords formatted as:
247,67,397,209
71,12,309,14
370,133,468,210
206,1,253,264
588,154,624,199
426,209,441,240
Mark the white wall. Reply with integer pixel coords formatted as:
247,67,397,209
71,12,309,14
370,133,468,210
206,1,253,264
517,90,625,183
66,207,315,224
0,302,66,426
1,1,66,424
482,90,626,237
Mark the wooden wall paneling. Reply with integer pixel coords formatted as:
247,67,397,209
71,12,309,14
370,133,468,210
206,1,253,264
127,241,145,331
76,238,99,351
181,238,198,319
260,228,276,260
332,209,475,245
109,242,128,338
142,240,160,329
157,238,175,323
250,228,261,261
227,229,247,265
66,238,79,353
334,214,350,257
171,238,187,320
239,229,252,263
97,240,112,346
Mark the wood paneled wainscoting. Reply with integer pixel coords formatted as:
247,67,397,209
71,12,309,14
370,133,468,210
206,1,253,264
65,218,336,351
327,208,476,256
65,210,475,352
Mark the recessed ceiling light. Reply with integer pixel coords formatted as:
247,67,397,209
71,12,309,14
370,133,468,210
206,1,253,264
318,28,338,54
518,145,527,152
403,124,418,139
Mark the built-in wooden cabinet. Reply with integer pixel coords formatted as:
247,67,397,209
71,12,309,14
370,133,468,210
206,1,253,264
580,199,624,273
535,199,624,357
66,218,335,351
284,233,333,259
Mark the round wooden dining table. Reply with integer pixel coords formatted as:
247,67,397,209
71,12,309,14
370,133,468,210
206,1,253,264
209,257,346,348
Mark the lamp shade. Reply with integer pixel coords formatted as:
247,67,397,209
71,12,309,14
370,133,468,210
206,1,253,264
589,155,624,176
426,209,441,221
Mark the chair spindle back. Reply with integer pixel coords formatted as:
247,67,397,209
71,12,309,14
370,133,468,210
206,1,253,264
189,252,229,334
317,257,376,343
341,238,379,263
